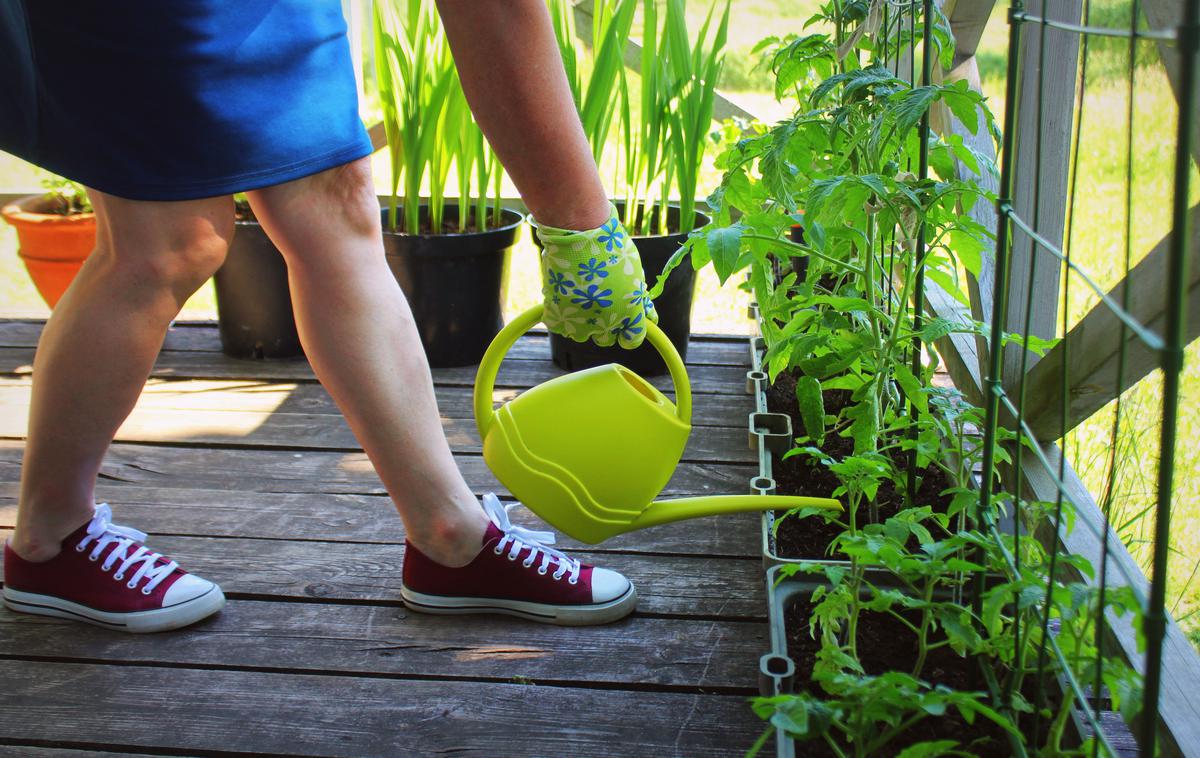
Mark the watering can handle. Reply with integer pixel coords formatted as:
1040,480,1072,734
474,304,693,439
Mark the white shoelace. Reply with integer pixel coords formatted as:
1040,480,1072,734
481,493,581,584
73,504,178,594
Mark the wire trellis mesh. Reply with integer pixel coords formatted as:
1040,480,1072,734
972,0,1197,754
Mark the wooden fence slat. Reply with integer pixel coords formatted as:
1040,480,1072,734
1021,203,1200,440
943,0,999,62
933,53,999,380
0,484,762,557
0,600,764,689
999,0,1081,392
0,660,763,758
0,532,765,618
923,279,986,407
0,441,757,502
1141,0,1200,169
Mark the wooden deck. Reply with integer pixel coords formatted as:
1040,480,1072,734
0,320,769,757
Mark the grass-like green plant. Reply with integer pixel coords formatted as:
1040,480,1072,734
620,0,729,236
661,0,729,235
548,0,729,237
372,0,505,234
546,0,637,169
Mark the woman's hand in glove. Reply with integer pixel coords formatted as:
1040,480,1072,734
534,204,658,349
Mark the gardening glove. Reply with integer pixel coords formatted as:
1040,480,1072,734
534,204,658,349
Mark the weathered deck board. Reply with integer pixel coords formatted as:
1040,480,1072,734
0,601,765,689
0,382,756,464
0,324,770,757
0,345,750,395
0,320,754,367
0,375,757,428
0,751,158,758
0,485,761,557
0,660,764,757
0,532,765,618
0,441,758,498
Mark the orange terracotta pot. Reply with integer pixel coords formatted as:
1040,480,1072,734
1,194,96,309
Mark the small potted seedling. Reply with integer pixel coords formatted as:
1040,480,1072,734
1,175,96,309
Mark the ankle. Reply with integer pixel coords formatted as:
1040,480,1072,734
7,533,66,563
408,507,491,568
9,508,96,563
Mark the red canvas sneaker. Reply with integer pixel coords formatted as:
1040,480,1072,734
401,493,637,626
3,503,225,633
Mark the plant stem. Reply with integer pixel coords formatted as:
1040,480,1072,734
846,490,864,660
911,580,936,677
863,712,930,755
740,234,865,276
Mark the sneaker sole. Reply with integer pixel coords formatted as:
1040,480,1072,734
400,583,637,626
2,584,226,633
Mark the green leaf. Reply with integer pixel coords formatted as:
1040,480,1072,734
893,364,928,415
890,87,939,141
795,375,826,444
897,740,959,758
941,81,982,136
924,267,970,307
948,227,986,277
708,224,744,284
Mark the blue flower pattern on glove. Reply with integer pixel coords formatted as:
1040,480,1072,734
571,284,614,310
577,257,608,283
597,220,625,252
627,283,649,310
611,312,644,341
536,205,656,348
547,270,574,296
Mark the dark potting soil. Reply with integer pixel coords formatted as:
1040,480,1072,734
766,370,955,560
782,596,1024,757
386,213,507,236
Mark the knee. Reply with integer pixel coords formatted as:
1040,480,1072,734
314,158,381,239
99,201,233,292
139,224,230,294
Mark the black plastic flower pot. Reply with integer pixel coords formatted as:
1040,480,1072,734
213,217,302,360
531,203,709,377
380,204,521,368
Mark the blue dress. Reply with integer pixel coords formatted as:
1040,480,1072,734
0,1,373,201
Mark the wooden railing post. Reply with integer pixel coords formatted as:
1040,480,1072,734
997,0,1082,392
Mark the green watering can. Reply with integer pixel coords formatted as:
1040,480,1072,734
473,304,842,544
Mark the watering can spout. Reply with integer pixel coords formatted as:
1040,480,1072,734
628,495,842,532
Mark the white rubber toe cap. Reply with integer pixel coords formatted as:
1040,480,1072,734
590,568,632,603
162,574,218,607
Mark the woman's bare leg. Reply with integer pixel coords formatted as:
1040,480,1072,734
10,191,234,561
244,159,489,567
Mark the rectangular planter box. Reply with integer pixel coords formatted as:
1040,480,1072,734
759,565,1056,758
